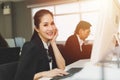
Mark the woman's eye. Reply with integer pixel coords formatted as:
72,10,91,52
44,24,48,26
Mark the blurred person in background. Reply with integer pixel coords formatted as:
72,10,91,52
64,20,93,65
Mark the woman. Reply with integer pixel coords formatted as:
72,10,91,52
14,9,68,80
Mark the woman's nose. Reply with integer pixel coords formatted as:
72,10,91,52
48,25,54,30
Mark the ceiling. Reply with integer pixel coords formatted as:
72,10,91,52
0,0,25,1
0,0,26,4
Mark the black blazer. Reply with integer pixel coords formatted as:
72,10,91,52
64,34,92,65
14,34,57,80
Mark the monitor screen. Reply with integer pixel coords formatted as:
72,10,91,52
90,0,120,64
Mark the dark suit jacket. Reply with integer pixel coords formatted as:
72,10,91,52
14,34,57,80
64,35,92,65
0,62,18,80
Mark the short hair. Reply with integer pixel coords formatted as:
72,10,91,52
74,20,92,34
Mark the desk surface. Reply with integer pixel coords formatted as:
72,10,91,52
39,59,120,80
39,59,90,80
61,64,120,80
65,59,90,70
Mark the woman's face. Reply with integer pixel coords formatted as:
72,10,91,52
35,14,56,42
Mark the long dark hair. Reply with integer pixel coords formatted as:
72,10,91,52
31,9,53,40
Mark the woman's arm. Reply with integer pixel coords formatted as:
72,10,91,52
50,29,66,70
50,42,66,69
14,42,38,80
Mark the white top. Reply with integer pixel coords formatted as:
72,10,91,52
42,41,49,49
42,41,52,70
76,34,84,51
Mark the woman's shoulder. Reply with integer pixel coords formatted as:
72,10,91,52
23,41,34,48
21,41,37,52
21,41,38,56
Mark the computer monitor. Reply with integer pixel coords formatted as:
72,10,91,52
90,0,120,64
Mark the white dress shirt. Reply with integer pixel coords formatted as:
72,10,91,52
42,41,52,70
76,34,84,51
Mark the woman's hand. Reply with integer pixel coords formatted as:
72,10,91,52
50,28,58,44
42,68,68,78
34,68,68,80
49,27,66,70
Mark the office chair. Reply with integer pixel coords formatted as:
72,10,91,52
0,47,20,65
14,37,25,49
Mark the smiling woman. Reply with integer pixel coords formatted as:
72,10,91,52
14,9,68,80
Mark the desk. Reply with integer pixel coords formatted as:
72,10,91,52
61,62,120,80
40,59,120,80
39,59,90,80
65,59,90,70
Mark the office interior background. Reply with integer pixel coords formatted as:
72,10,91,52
0,0,120,49
1,1,120,79
0,0,105,41
0,1,120,80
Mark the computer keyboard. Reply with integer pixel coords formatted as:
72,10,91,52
51,67,83,80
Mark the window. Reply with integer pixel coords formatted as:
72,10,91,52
55,14,80,41
55,2,79,14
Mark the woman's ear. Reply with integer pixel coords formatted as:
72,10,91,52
34,27,39,32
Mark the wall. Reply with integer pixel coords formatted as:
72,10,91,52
12,1,32,41
0,1,32,41
0,2,13,38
